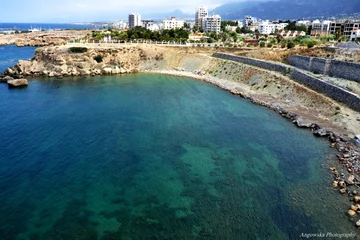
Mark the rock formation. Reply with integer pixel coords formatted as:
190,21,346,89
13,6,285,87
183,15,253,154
7,79,28,88
6,45,163,77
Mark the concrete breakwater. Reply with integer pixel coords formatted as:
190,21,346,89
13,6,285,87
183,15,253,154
213,53,360,112
287,55,360,83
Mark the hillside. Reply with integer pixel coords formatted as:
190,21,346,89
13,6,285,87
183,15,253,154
212,0,360,20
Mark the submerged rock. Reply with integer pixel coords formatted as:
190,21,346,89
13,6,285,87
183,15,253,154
348,209,356,217
7,79,28,88
354,196,360,203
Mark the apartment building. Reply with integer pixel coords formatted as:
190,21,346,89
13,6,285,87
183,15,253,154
128,13,142,29
202,14,221,32
195,7,208,27
329,21,345,35
310,20,331,36
258,21,288,34
163,17,184,30
344,21,360,37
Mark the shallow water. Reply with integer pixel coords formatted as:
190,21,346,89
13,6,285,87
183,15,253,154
0,45,36,73
0,74,356,239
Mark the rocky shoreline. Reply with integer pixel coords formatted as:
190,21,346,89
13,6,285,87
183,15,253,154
150,69,360,228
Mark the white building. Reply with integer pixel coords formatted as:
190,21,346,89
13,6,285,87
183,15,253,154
112,20,127,29
350,29,360,41
142,20,161,31
244,16,257,27
310,20,331,36
195,6,208,27
258,21,288,34
202,14,221,33
142,20,153,29
163,17,184,30
225,25,238,32
128,13,142,29
296,20,311,27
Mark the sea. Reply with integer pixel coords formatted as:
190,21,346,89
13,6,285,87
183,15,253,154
0,22,95,32
0,45,36,73
0,45,357,239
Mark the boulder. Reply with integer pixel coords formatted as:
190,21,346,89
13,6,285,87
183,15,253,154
102,67,113,74
347,175,355,185
354,196,360,203
348,209,356,217
340,188,347,194
7,79,28,88
4,75,14,81
356,220,360,227
294,117,312,128
313,128,329,137
351,205,358,211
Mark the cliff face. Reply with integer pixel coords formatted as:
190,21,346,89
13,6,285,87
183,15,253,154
7,45,164,77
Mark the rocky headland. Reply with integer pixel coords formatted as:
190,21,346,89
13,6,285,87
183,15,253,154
0,30,90,47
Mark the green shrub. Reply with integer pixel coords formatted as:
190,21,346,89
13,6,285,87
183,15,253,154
267,42,273,48
307,41,315,48
287,41,295,49
259,41,265,47
68,47,88,53
281,42,286,48
93,55,103,63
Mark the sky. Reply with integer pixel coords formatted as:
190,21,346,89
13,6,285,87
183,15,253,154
0,0,248,23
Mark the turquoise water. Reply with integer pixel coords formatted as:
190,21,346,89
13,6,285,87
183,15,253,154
0,45,36,73
0,74,356,239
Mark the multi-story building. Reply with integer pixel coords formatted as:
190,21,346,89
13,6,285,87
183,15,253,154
128,13,142,29
310,20,331,36
350,29,360,41
258,21,274,34
258,21,288,35
142,20,154,29
163,17,184,30
112,20,127,30
329,21,345,35
195,7,208,28
202,14,221,33
244,16,257,27
344,21,360,37
296,20,311,27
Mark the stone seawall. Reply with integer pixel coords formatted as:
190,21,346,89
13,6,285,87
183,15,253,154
290,69,360,112
212,53,290,74
212,53,360,112
287,55,360,83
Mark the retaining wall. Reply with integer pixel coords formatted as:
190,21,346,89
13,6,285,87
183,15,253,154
290,69,360,112
212,53,360,112
212,53,290,74
287,55,360,83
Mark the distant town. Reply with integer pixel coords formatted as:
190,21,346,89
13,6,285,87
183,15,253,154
2,6,360,48
100,6,360,43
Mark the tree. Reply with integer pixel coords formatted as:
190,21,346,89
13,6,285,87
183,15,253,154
222,32,228,42
254,29,260,40
192,25,199,33
276,34,283,43
335,29,342,40
236,27,241,34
